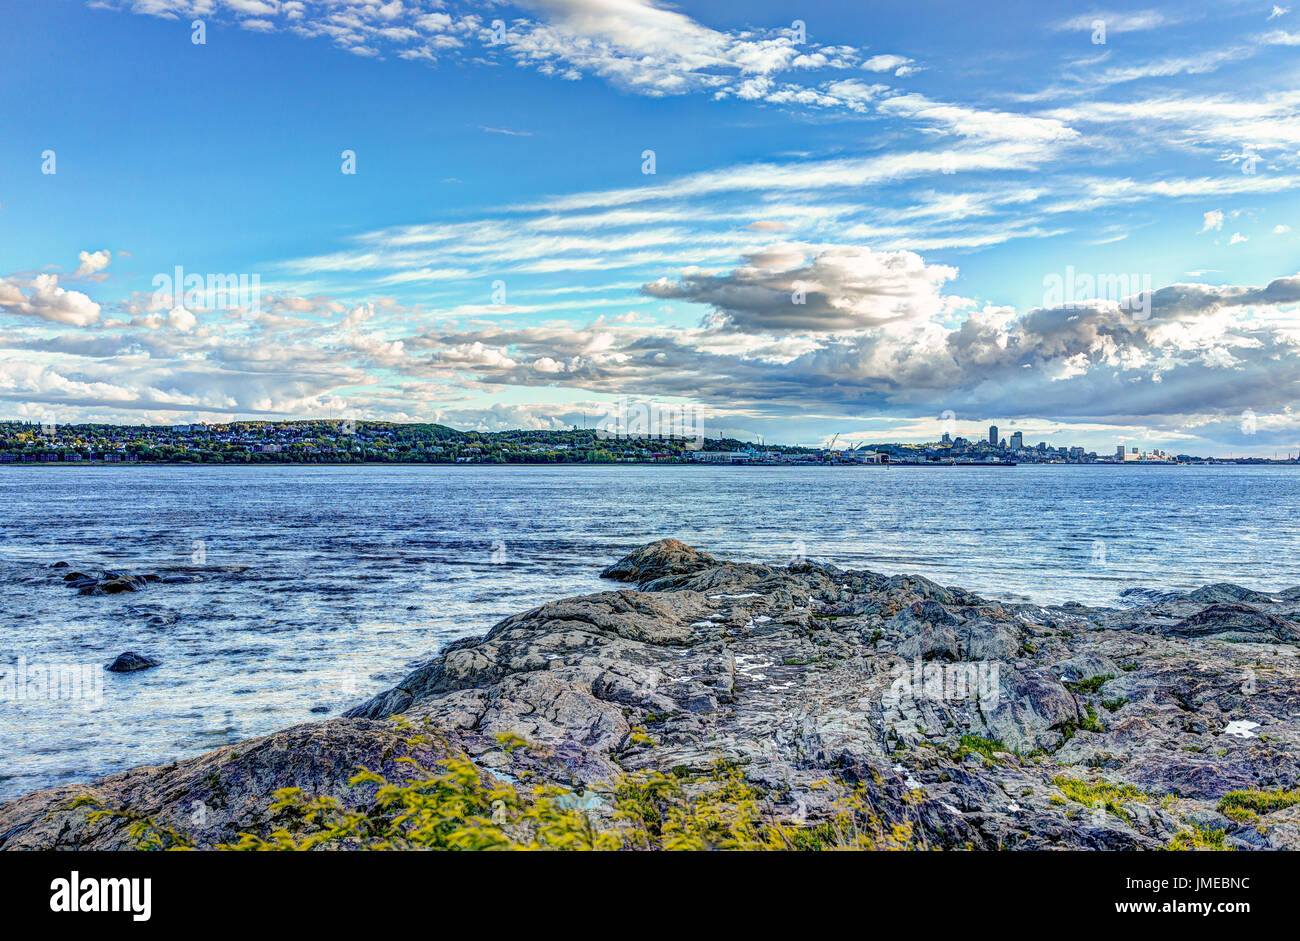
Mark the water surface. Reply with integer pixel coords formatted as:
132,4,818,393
1,463,1296,800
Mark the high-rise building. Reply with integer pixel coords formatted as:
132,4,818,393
1115,445,1126,461
988,425,998,446
1009,431,1023,450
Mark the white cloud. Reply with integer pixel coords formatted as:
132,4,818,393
1055,10,1180,33
1201,209,1224,231
168,305,198,331
642,242,963,334
860,54,914,74
96,0,874,106
0,274,101,326
72,249,112,279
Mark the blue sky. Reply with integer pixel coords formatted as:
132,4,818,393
1,0,1298,455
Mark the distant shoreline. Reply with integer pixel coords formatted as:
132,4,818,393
1,460,1293,469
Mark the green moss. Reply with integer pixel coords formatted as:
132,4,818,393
954,734,1004,762
1058,704,1105,743
1081,704,1105,732
74,728,935,853
1064,674,1114,694
1217,787,1300,823
1052,776,1149,817
1168,825,1231,851
200,771,229,810
1102,697,1129,712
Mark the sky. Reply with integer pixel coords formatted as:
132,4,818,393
1,0,1298,455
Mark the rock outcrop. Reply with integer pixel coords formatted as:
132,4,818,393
6,538,1300,851
105,652,161,673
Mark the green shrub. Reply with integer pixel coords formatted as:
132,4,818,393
954,735,1004,762
1052,776,1148,817
70,731,922,852
1217,787,1300,823
1168,825,1230,851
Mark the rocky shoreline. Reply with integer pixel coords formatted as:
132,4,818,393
4,538,1300,850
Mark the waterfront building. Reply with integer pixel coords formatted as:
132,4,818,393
691,450,749,463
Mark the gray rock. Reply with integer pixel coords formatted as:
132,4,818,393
105,652,161,673
1052,653,1118,684
599,538,717,586
1169,603,1300,642
75,574,149,596
979,668,1079,752
1187,584,1278,605
8,542,1300,852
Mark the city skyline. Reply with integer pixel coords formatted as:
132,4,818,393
4,414,1288,462
2,1,1299,456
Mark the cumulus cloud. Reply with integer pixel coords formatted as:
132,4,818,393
860,54,915,75
0,274,101,326
1201,209,1225,231
71,249,112,280
5,252,1300,450
642,243,961,334
168,305,198,331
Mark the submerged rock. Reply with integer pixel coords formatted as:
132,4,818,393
62,570,172,596
79,575,148,596
105,652,161,673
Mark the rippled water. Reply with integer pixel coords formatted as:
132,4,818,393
1,463,1297,800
